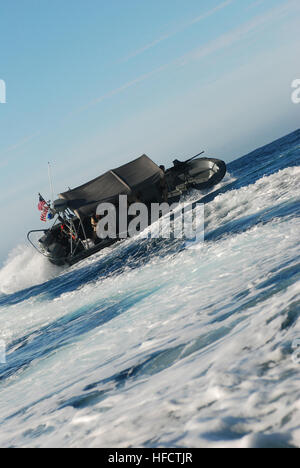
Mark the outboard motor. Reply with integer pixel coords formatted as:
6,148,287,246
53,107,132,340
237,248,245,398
38,225,68,265
47,242,68,265
39,230,56,249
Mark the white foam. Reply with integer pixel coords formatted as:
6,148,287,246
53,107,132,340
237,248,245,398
0,245,62,295
205,165,300,232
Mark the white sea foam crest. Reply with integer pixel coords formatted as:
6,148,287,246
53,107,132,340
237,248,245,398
0,245,61,295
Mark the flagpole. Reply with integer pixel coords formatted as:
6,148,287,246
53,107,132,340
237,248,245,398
48,162,55,204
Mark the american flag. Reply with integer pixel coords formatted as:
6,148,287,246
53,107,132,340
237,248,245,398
38,195,46,212
38,195,49,222
40,206,49,222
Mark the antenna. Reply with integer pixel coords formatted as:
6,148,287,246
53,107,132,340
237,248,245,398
48,162,55,204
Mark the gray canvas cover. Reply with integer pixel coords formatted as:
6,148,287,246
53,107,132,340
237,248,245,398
60,155,163,217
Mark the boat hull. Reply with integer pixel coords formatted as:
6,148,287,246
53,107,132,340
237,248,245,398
166,157,227,202
48,239,118,266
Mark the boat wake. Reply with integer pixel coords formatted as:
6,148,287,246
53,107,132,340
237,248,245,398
0,245,63,296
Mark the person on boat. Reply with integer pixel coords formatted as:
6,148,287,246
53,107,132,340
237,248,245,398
90,214,103,244
91,215,98,232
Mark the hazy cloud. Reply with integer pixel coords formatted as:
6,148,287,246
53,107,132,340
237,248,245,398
0,132,40,158
177,0,299,65
80,0,299,113
121,0,234,62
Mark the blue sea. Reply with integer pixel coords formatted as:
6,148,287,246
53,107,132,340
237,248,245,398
0,130,300,448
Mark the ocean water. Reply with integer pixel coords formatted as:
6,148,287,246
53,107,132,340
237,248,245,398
0,130,299,448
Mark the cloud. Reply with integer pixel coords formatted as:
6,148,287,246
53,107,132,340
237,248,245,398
0,132,40,158
121,0,234,62
247,0,265,9
74,0,299,115
73,63,170,114
177,0,299,65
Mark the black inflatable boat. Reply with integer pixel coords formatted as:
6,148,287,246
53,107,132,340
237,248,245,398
27,152,226,266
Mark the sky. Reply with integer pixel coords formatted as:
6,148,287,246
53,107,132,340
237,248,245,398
0,0,300,265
